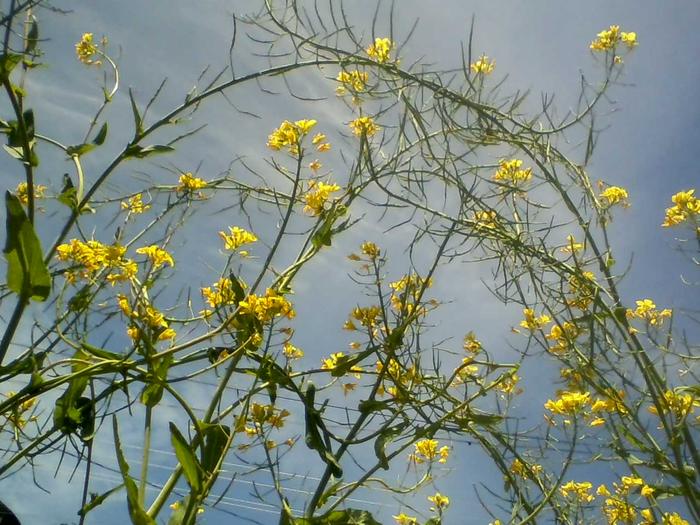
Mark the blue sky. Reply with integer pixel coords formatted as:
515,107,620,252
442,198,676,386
2,1,700,524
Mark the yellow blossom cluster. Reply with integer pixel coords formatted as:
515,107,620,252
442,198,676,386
267,119,328,156
560,480,595,503
392,513,417,525
361,241,381,259
496,372,522,396
336,70,369,93
244,403,290,436
408,438,450,465
121,193,150,214
201,277,242,309
474,210,499,229
597,476,657,525
344,305,381,331
219,226,257,253
493,159,532,185
544,390,591,416
282,342,304,360
427,492,449,511
509,458,543,480
626,298,672,326
470,54,495,75
590,25,638,51
75,32,104,65
177,172,207,193
321,352,362,379
520,308,551,331
349,116,380,137
662,189,699,228
14,182,46,206
599,186,630,208
377,358,421,399
135,245,175,269
57,238,137,284
546,321,582,354
560,234,584,254
463,331,482,353
238,288,295,323
118,294,176,341
389,274,433,314
567,271,596,310
366,37,393,63
2,391,37,429
648,389,699,421
303,180,341,216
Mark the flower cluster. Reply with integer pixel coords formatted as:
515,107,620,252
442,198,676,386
509,458,543,480
14,182,46,206
336,70,369,93
201,277,241,309
408,438,450,465
2,391,37,429
560,480,595,503
389,274,433,315
303,181,341,216
546,321,582,354
219,226,258,253
121,193,150,214
366,37,393,63
118,294,176,341
321,352,363,378
238,289,295,323
493,158,532,186
566,271,596,310
590,25,638,51
662,189,699,229
599,186,630,208
177,172,207,193
474,210,499,229
545,390,591,416
75,32,105,65
392,514,417,525
57,239,137,284
626,298,672,326
427,492,449,511
282,342,304,360
349,116,380,137
377,358,421,399
520,308,551,331
470,54,495,75
244,403,290,437
267,119,327,156
135,245,175,269
648,389,699,421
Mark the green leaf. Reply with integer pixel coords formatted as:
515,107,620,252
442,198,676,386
169,422,202,494
93,122,108,145
373,423,407,470
0,53,22,80
200,423,230,473
66,143,96,156
124,144,175,159
78,484,124,517
3,192,51,301
140,355,172,407
311,218,334,249
113,417,156,525
129,88,143,135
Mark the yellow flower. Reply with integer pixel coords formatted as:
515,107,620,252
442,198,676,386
463,331,482,353
560,234,584,254
75,33,101,65
626,298,672,326
121,193,150,214
544,391,591,415
520,308,551,331
559,480,595,503
360,241,381,259
321,352,362,378
662,189,700,228
366,37,393,63
14,182,46,206
309,160,322,172
303,180,341,216
590,25,624,51
337,70,370,92
393,513,417,525
177,172,207,193
267,120,319,155
238,288,295,323
474,210,499,229
282,342,304,360
493,159,532,186
470,54,495,75
410,439,449,464
427,492,450,511
648,389,699,420
509,458,543,479
201,277,241,308
662,512,690,525
349,116,380,137
621,31,638,48
136,245,175,268
219,226,258,251
599,185,629,207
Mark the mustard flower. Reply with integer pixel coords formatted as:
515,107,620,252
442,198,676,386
14,182,46,206
662,189,699,227
336,70,370,92
393,513,417,525
520,308,551,331
349,116,380,137
219,226,258,252
177,172,207,193
599,186,629,207
136,245,174,268
470,54,495,75
493,159,532,186
75,33,101,65
428,493,450,511
366,37,393,63
544,391,591,415
303,180,341,216
559,480,595,503
121,193,150,214
590,25,637,51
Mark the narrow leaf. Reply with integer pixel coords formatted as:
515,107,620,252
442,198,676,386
169,422,202,494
